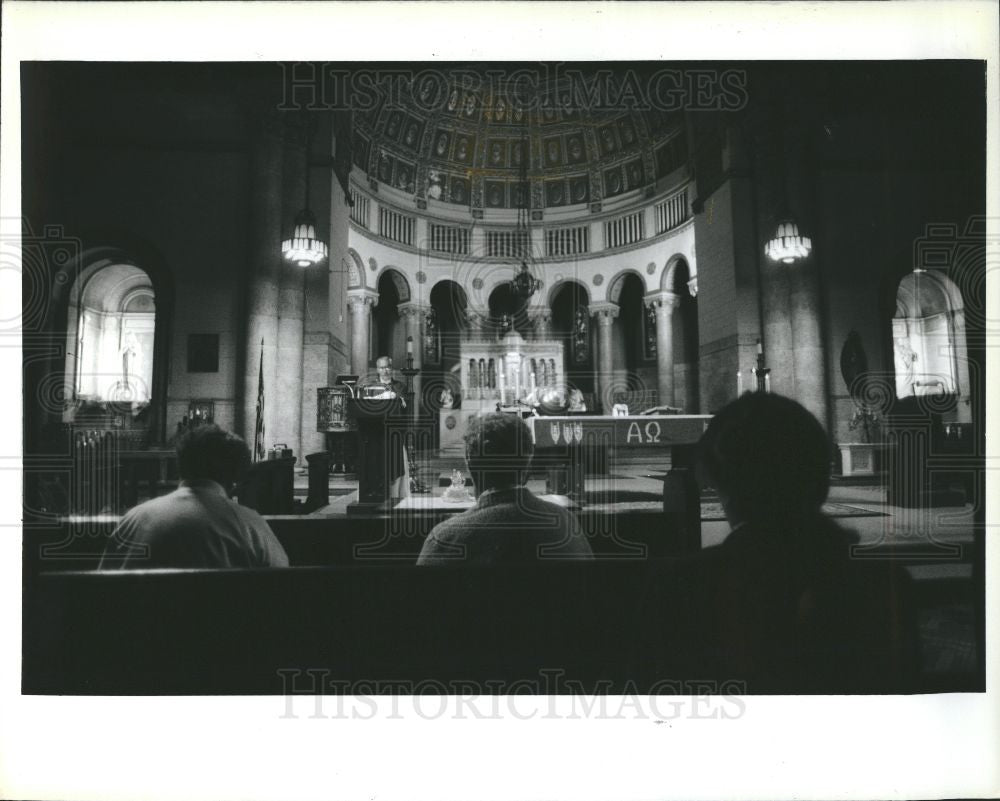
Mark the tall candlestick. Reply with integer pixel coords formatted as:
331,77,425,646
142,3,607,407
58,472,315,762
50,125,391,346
406,336,413,355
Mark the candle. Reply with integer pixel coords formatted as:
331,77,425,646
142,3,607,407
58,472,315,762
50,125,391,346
530,372,536,394
757,339,763,355
737,370,743,396
406,336,413,355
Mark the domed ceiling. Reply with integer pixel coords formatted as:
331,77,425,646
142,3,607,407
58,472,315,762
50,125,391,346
351,67,689,212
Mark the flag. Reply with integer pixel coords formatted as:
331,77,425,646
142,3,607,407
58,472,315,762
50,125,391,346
253,339,266,462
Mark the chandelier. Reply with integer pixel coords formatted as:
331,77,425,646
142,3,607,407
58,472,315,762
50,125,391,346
512,131,541,300
764,219,812,264
282,209,328,267
282,114,328,268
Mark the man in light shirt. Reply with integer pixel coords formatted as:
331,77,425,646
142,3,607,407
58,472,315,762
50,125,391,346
99,424,288,569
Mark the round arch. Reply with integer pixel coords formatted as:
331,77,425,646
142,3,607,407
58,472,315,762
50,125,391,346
891,269,971,417
345,248,366,289
607,268,648,304
546,277,591,309
374,265,411,303
43,238,174,444
660,254,690,293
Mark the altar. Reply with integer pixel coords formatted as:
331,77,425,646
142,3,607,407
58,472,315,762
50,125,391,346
439,330,564,453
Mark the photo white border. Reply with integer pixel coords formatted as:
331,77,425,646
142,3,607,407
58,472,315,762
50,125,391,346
1,2,998,800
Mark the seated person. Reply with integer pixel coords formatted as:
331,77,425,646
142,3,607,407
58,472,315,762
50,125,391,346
675,392,913,691
417,413,593,565
99,425,289,569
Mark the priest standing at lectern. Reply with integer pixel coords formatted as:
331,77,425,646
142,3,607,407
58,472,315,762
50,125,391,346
358,355,409,499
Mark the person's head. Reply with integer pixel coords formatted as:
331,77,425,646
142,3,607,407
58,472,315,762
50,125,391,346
376,356,393,383
175,424,250,491
696,393,830,527
464,413,534,492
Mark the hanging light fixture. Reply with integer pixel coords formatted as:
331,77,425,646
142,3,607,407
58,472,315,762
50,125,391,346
512,130,541,300
763,98,811,265
282,114,328,268
283,208,328,267
765,219,812,264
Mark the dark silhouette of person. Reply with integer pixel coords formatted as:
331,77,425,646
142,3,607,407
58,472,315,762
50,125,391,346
417,413,593,565
650,392,914,692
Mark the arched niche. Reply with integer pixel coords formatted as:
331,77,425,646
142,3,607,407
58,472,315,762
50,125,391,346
892,270,971,420
64,261,156,408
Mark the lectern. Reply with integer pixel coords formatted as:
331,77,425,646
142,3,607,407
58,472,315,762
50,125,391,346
346,397,409,514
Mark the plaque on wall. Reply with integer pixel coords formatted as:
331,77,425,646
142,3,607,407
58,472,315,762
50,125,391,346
187,333,219,373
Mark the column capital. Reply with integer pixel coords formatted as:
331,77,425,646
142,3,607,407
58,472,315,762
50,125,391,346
644,290,681,312
347,288,379,310
589,301,620,323
397,301,431,319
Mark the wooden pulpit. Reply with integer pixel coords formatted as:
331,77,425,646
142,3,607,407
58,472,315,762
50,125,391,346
346,397,409,514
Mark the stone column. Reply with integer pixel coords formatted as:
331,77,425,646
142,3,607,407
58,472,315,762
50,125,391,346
275,117,306,462
788,258,828,429
590,302,619,413
645,290,681,408
397,302,428,421
243,111,284,447
347,289,379,378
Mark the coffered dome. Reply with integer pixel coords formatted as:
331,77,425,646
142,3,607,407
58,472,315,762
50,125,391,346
351,66,689,212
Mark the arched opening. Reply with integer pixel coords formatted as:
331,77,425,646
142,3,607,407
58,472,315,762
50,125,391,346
670,259,700,413
892,271,971,420
426,279,469,409
486,281,531,336
373,269,408,365
549,280,593,397
65,263,156,408
609,272,649,395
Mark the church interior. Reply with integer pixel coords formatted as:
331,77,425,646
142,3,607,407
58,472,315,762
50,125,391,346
20,61,986,694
